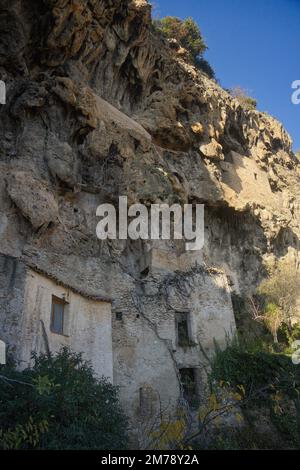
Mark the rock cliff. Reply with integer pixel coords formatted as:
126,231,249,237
1,0,299,294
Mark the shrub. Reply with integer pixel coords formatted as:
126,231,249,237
279,322,300,348
154,16,215,78
211,340,300,399
211,340,300,448
194,57,215,79
230,87,257,110
0,348,128,450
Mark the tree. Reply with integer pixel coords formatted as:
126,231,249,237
154,17,215,79
0,348,128,450
145,386,245,450
248,296,283,344
230,87,257,110
263,303,284,344
258,260,300,332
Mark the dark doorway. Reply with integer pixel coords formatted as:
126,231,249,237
179,368,198,406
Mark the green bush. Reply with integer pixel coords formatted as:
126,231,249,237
154,16,215,78
279,322,300,348
211,340,300,400
0,348,128,450
211,340,300,448
194,57,215,80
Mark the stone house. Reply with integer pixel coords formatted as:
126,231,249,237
0,254,113,380
0,248,236,443
112,246,236,440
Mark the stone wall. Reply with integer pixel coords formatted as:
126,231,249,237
112,254,235,442
0,254,27,359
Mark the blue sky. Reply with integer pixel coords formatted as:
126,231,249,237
153,0,300,150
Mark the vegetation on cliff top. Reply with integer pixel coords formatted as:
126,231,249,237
229,86,257,110
153,16,215,79
153,17,259,109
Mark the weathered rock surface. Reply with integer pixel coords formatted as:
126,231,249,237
6,170,59,230
1,0,298,290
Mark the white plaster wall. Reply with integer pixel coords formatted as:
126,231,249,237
20,269,113,381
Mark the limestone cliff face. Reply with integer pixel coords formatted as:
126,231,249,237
1,0,299,295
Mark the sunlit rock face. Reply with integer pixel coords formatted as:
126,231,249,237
0,0,299,443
